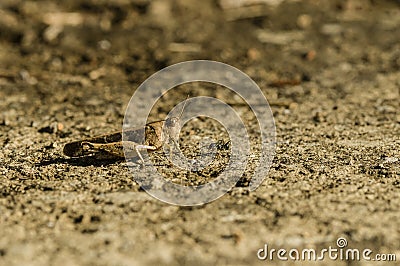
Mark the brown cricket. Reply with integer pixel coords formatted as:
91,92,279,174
63,99,187,163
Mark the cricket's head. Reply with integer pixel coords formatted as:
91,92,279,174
163,96,189,143
165,116,180,128
164,116,181,141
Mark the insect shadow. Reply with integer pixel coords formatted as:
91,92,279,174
37,156,124,167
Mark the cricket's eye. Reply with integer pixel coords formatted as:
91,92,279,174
166,117,178,126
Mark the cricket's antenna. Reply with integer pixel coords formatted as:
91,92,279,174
178,95,189,119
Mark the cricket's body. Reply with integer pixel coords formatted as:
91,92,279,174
63,121,163,157
63,97,187,163
63,118,180,162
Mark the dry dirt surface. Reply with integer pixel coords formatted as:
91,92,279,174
1,0,399,265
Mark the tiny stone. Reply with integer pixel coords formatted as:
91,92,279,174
57,122,64,132
43,25,64,42
297,14,312,29
98,40,111,50
321,24,342,35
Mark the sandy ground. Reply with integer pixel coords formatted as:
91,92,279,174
0,0,399,265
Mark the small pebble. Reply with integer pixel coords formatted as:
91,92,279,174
297,14,312,29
